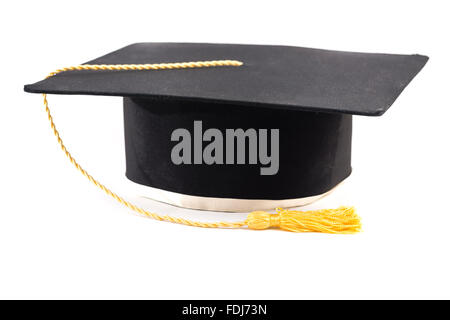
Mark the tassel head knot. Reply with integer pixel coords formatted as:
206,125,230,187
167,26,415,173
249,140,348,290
246,211,280,230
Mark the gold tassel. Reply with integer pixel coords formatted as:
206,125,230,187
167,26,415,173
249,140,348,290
246,206,361,233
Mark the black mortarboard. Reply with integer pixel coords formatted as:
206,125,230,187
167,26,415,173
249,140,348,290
24,43,428,233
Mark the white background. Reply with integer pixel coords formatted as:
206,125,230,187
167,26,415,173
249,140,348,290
1,0,449,299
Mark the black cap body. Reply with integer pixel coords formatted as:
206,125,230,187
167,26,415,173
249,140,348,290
124,97,352,200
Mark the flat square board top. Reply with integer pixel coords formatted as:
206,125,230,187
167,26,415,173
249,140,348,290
24,43,428,116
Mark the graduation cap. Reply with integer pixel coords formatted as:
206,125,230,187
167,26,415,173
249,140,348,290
24,43,428,233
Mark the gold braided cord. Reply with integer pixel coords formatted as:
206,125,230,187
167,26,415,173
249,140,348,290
44,60,246,229
41,61,361,233
46,60,243,78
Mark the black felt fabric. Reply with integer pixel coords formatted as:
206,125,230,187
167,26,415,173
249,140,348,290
123,97,352,200
24,43,428,116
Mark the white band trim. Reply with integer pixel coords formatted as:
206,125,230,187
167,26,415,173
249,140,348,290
130,181,344,212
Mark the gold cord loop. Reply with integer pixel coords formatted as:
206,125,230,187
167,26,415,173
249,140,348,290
41,60,361,233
